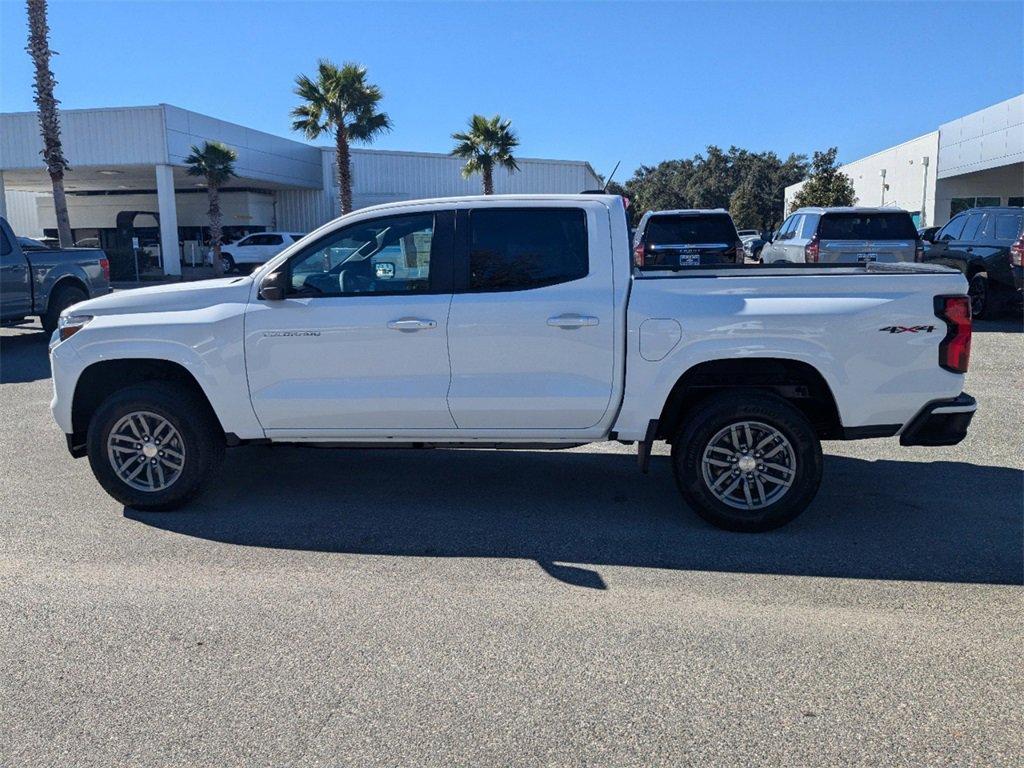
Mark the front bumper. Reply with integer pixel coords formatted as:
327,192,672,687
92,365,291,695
899,392,976,447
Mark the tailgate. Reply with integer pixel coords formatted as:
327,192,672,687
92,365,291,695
819,238,916,263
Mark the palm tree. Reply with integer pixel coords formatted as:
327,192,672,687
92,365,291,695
25,0,73,247
451,114,520,195
291,60,391,215
185,141,237,277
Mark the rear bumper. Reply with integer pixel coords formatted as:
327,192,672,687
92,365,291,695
899,392,976,447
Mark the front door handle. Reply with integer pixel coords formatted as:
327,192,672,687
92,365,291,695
387,317,436,332
547,314,599,329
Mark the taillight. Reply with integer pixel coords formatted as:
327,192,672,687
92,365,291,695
934,295,971,373
1011,237,1024,267
915,240,925,263
99,257,110,282
633,241,645,268
804,236,819,263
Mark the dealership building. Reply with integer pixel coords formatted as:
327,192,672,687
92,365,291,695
786,94,1023,227
0,104,601,277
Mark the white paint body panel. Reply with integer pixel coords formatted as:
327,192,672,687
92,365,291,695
49,194,969,450
613,271,968,440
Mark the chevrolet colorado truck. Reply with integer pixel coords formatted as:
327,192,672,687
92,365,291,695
1,217,110,334
48,195,976,531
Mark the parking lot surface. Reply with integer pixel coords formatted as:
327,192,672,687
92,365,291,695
2,317,1022,767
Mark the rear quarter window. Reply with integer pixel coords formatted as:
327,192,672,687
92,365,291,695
644,215,738,245
993,213,1023,242
819,212,918,240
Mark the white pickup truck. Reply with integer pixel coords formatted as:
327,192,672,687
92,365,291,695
48,195,976,531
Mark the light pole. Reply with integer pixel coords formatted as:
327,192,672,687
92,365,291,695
879,168,887,206
920,156,930,226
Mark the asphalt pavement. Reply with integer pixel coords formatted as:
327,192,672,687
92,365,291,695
1,316,1021,767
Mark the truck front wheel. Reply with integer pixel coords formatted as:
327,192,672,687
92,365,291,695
671,392,823,532
86,382,225,511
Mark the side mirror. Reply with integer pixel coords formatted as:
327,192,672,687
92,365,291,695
259,269,288,301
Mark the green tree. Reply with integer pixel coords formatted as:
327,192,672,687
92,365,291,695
451,114,520,195
686,145,737,210
729,150,809,231
622,158,697,224
25,0,73,247
185,141,237,277
790,147,857,211
620,147,808,230
292,60,391,215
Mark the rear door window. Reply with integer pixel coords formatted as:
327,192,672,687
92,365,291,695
993,213,1023,242
467,208,588,292
959,213,986,242
818,212,918,240
644,215,738,245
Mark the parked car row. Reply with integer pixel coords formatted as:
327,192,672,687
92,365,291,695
630,204,1022,318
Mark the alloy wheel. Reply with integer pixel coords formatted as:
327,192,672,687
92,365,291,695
106,410,186,492
700,420,796,511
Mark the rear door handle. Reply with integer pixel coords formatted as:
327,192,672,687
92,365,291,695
547,314,599,329
387,318,436,331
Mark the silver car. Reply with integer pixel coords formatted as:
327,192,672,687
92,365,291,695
761,207,921,265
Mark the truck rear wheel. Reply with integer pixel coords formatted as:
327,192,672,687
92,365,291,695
86,382,225,511
671,391,823,532
42,283,88,335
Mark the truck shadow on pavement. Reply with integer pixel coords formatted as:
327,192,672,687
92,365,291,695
127,445,1024,589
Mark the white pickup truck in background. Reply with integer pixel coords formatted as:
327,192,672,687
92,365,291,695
48,195,976,531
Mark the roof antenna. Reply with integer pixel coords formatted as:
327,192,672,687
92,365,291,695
603,160,622,192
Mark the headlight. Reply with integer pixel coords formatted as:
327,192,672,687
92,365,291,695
58,314,93,341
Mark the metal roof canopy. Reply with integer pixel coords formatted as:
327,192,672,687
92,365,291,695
0,104,323,191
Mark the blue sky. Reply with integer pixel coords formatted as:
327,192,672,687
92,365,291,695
1,1,1021,178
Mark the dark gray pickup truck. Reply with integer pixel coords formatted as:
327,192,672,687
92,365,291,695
1,217,110,334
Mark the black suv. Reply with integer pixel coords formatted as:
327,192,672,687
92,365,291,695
633,209,743,268
923,206,1024,318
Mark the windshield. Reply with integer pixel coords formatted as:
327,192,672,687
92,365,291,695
819,212,918,240
645,215,738,244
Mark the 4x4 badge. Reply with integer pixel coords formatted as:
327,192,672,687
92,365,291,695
879,325,935,334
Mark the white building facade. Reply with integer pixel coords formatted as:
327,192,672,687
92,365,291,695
786,94,1024,227
0,104,601,277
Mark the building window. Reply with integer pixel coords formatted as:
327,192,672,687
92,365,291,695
1009,197,1023,208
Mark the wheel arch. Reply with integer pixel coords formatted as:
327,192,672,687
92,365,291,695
656,357,842,441
70,358,225,452
46,274,91,308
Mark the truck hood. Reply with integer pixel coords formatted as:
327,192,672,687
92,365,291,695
70,277,254,317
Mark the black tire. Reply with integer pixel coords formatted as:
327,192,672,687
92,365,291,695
86,382,225,511
219,253,236,274
968,272,992,319
42,283,88,335
671,391,823,532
